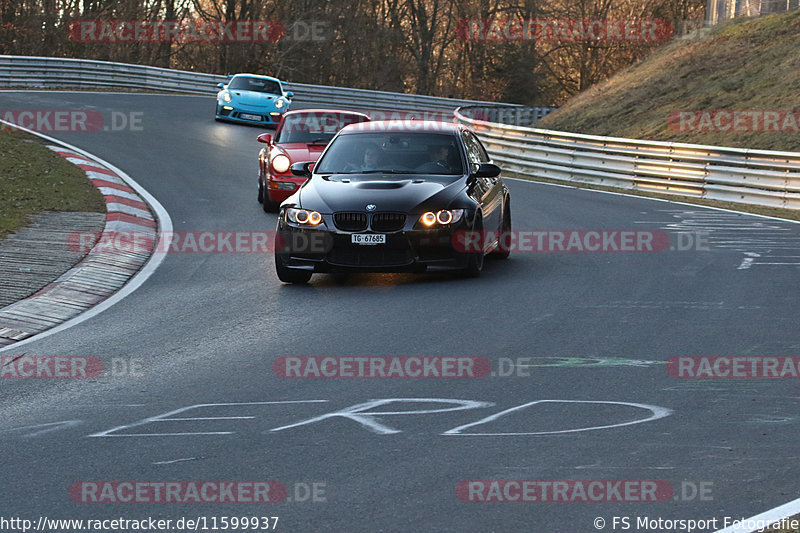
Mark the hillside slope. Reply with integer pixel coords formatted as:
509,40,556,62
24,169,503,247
537,11,800,152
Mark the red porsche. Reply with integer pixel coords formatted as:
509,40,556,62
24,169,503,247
257,109,370,211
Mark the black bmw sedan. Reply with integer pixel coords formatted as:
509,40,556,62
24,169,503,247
274,120,511,283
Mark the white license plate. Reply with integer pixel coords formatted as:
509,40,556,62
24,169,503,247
240,113,261,121
351,234,386,245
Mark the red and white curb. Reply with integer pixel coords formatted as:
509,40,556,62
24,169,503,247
53,147,158,232
0,124,170,351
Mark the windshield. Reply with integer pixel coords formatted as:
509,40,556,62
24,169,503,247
276,112,369,144
227,76,281,95
314,132,466,176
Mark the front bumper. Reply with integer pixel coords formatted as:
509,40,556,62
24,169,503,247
216,103,285,125
275,217,472,273
265,175,303,203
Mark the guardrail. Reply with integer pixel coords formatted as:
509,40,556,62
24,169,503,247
3,55,796,210
0,55,223,94
0,55,548,115
457,105,800,210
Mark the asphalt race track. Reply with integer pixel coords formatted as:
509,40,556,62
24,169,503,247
1,92,799,533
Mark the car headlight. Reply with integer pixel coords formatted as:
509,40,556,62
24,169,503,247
286,208,324,226
221,91,232,103
274,98,285,109
271,154,291,174
419,209,464,227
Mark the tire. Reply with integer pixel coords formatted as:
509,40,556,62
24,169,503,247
257,182,264,204
275,254,312,284
463,213,484,277
262,192,279,213
493,199,511,259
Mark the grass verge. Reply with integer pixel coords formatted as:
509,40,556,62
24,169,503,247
0,129,106,240
538,11,800,153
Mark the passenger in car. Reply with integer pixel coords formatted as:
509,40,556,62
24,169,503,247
343,143,385,172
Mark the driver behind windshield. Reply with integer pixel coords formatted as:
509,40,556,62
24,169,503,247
415,144,453,173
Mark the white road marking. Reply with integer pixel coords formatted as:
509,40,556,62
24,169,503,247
738,252,760,270
1,420,82,437
152,457,198,465
87,398,674,438
641,209,800,269
270,398,493,435
443,400,672,436
507,177,800,270
88,400,329,437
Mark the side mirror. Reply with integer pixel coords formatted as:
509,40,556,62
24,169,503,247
217,83,225,89
257,133,272,144
470,162,501,178
285,91,294,99
290,161,313,178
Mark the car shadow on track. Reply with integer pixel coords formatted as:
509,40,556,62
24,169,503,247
276,256,517,288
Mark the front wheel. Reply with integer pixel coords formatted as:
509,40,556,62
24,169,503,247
463,213,484,277
275,255,312,284
493,199,511,259
262,192,279,213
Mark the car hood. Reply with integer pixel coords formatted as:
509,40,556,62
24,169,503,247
277,143,327,162
231,90,281,107
297,174,465,213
